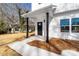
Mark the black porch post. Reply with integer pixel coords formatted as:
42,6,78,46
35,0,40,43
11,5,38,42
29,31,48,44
26,17,29,38
46,12,49,43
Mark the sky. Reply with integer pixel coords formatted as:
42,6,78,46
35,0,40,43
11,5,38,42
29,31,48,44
18,3,32,11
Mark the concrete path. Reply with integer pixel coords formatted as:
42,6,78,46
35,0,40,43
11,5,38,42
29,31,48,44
8,36,59,56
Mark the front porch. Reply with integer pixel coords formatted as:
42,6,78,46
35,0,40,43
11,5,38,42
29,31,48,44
22,4,56,43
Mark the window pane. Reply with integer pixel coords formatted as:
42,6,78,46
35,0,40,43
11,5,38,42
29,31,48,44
72,18,79,25
61,26,69,32
60,19,69,26
72,26,79,32
72,18,79,32
60,19,69,32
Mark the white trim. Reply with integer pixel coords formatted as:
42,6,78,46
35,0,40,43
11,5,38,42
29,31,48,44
69,17,72,39
53,9,79,17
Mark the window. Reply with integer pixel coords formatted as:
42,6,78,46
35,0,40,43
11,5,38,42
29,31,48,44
60,19,69,32
72,18,79,32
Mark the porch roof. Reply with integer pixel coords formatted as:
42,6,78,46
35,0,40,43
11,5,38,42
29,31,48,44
21,4,56,22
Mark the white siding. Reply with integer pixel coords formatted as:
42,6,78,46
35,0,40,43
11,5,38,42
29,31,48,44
49,13,79,40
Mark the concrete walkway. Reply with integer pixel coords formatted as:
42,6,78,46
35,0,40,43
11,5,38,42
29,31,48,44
8,36,59,56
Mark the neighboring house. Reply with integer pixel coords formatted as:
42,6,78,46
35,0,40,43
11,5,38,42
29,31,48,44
22,3,79,41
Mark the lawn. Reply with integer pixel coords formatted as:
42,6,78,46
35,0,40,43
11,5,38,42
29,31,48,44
0,32,35,56
0,32,35,45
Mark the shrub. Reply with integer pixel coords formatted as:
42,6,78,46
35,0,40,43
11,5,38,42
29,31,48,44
0,20,8,34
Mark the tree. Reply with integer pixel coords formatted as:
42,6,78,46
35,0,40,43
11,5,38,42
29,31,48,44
0,4,19,33
15,4,29,32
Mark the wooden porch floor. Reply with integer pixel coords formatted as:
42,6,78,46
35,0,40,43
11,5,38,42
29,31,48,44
28,38,79,54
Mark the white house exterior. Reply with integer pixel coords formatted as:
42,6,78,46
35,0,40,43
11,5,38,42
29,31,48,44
22,3,79,41
50,3,79,40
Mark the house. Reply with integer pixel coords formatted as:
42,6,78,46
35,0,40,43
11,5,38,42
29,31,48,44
7,3,79,56
22,3,79,42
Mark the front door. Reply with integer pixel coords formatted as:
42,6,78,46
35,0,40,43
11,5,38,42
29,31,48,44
37,22,43,35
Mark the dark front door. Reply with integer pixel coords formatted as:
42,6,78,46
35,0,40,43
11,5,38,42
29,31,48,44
37,22,43,35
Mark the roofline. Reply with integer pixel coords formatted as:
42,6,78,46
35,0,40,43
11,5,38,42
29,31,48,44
21,4,56,18
53,8,79,17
